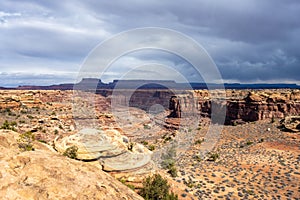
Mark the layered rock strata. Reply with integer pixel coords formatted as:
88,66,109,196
54,128,153,172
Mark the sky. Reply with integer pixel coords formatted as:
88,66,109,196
0,0,299,87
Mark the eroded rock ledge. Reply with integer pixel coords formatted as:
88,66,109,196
54,128,153,173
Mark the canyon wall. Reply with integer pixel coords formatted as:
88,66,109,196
1,89,300,125
106,89,300,125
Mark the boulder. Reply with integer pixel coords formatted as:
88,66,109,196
101,152,151,172
54,128,128,160
54,128,153,172
245,92,262,102
281,116,300,132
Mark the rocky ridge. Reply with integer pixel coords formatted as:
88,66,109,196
0,130,143,200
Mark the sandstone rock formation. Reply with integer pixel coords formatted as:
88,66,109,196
198,90,300,124
54,128,128,160
0,130,143,200
281,116,300,132
54,128,153,172
168,96,181,118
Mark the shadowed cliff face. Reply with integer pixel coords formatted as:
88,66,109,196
168,96,181,118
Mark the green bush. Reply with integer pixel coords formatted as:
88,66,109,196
193,155,202,162
147,144,155,151
27,115,34,119
161,145,177,177
63,146,78,159
118,178,136,191
128,142,134,151
139,174,178,200
1,120,17,131
167,166,177,178
259,138,264,143
144,124,151,129
207,152,219,162
194,139,204,145
271,117,275,123
18,131,35,151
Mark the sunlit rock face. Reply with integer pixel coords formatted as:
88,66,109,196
54,128,152,172
197,90,300,125
0,130,143,200
54,128,128,160
281,116,300,132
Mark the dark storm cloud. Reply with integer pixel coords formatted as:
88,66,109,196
0,0,299,86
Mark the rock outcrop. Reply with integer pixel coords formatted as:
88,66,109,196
0,130,143,200
54,128,128,160
168,96,181,118
198,90,300,124
280,116,300,132
54,128,153,172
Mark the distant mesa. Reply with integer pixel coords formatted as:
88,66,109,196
0,78,300,90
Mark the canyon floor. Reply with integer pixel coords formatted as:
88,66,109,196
0,90,299,200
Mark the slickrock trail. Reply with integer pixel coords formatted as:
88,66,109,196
0,89,299,199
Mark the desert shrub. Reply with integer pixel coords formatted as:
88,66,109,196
246,141,253,146
20,110,27,114
128,142,134,151
271,116,275,123
1,120,11,130
63,146,78,159
126,183,135,190
185,180,195,188
193,155,202,162
18,131,35,151
37,139,47,144
144,124,151,129
147,144,155,151
8,111,16,116
194,139,204,145
207,152,219,162
1,120,17,131
118,178,135,191
258,138,264,143
163,136,172,143
161,145,177,177
139,174,178,200
141,140,148,145
167,165,177,177
245,189,255,195
27,115,34,119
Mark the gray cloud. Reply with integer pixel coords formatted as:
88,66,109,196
0,0,299,86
